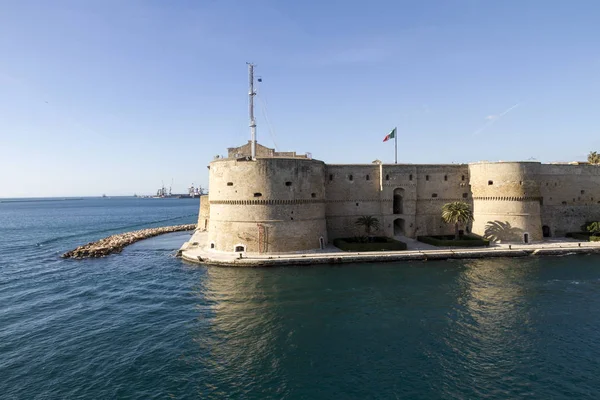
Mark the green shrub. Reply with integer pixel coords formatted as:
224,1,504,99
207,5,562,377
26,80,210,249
333,236,407,252
417,234,489,247
582,221,600,235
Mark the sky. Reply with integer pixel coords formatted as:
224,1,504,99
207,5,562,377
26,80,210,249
1,0,599,197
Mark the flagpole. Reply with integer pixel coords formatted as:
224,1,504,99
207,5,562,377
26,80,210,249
394,127,397,164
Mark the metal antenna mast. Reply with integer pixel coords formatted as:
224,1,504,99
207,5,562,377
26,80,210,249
247,62,257,159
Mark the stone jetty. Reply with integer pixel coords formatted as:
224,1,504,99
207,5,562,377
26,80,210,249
62,224,196,259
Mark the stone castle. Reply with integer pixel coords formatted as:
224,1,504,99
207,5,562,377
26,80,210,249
195,141,600,254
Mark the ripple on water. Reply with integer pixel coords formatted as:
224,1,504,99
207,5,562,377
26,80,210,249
3,198,600,399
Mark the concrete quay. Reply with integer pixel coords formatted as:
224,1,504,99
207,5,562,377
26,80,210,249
63,224,196,259
178,231,600,267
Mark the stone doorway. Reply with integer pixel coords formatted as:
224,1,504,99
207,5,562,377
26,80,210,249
393,188,404,214
394,218,405,236
542,225,551,238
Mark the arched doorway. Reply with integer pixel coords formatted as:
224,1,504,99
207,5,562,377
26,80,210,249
394,218,405,236
319,237,325,250
393,188,404,214
542,225,551,238
523,233,529,244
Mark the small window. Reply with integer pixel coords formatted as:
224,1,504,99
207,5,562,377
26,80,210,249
311,193,316,198
356,202,359,206
444,175,448,181
581,190,585,195
366,175,370,181
235,245,245,252
409,174,413,181
426,175,430,181
349,175,353,181
461,175,465,181
291,217,294,220
285,181,292,186
462,193,468,198
385,174,389,181
329,174,333,181
227,182,233,186
546,182,549,186
519,181,523,185
254,192,262,197
432,193,438,198
488,180,494,185
210,243,215,249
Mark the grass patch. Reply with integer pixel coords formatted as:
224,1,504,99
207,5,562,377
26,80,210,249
333,236,407,252
417,234,489,247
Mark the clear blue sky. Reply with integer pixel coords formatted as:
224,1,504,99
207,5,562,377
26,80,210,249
1,0,599,197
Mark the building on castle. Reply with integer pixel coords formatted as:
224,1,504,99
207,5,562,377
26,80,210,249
195,141,600,254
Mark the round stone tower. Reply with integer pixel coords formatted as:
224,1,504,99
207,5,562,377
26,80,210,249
468,162,543,243
207,157,328,253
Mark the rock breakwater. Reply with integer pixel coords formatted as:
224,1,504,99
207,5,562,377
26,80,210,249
62,224,196,259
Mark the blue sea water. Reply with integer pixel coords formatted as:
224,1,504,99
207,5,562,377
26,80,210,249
2,197,600,399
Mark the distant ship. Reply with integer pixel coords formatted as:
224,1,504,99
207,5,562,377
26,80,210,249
101,194,107,198
178,184,204,198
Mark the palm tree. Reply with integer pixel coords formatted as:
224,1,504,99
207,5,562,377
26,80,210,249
588,151,600,165
441,202,474,240
355,216,380,237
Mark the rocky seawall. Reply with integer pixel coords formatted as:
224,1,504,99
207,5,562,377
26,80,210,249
62,224,196,259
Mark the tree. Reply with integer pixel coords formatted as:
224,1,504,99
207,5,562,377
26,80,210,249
588,151,600,165
355,216,380,237
441,202,474,240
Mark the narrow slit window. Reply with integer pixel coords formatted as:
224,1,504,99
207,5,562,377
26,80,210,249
366,175,370,181
348,175,353,181
426,175,430,181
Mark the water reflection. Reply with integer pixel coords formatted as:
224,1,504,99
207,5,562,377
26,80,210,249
440,258,541,397
191,267,289,399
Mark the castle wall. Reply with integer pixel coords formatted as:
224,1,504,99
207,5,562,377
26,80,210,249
538,164,600,236
324,164,470,239
197,141,600,253
207,157,327,253
197,195,210,231
469,162,543,242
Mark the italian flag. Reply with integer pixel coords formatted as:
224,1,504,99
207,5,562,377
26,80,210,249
382,127,396,142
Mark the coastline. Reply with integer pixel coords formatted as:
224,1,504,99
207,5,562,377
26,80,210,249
179,231,600,267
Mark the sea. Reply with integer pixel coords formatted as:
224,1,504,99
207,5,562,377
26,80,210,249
1,197,600,399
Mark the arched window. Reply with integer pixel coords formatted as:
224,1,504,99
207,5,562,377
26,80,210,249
385,174,390,180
